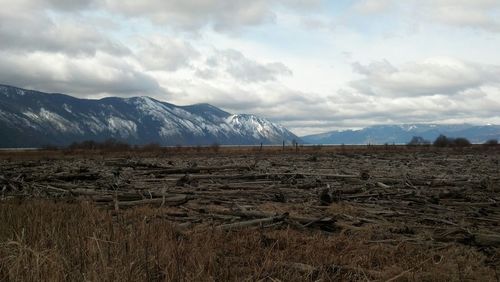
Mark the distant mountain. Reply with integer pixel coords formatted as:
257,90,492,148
0,84,299,148
302,124,500,145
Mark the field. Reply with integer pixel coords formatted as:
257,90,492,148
1,145,500,281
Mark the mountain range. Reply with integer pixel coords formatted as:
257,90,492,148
1,84,499,148
302,124,500,145
0,85,298,148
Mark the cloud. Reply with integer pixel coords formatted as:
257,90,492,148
0,10,128,56
353,0,394,15
350,0,500,33
286,83,500,135
0,0,498,137
136,37,200,71
3,0,325,32
350,57,500,97
0,2,162,98
202,49,293,83
102,0,326,32
99,0,278,32
423,0,500,32
0,0,96,12
43,0,96,10
0,51,162,97
1,0,270,33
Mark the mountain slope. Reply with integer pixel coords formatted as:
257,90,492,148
302,124,500,145
0,85,299,147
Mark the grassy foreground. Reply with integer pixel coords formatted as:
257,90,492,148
0,200,497,281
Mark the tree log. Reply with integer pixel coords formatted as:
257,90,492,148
116,195,193,208
217,213,288,230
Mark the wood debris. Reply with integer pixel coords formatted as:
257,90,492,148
1,148,499,265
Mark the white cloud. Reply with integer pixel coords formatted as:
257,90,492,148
207,49,293,83
350,0,500,33
100,0,273,31
423,0,500,32
0,9,128,56
1,0,326,32
353,0,394,14
0,0,96,11
136,37,199,71
350,57,500,97
0,0,499,137
0,52,161,97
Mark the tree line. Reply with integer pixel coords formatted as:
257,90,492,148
407,135,498,147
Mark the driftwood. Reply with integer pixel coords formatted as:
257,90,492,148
433,228,500,247
217,213,289,230
336,187,364,194
2,148,500,254
343,192,399,199
116,195,193,208
175,172,358,182
153,165,253,175
40,172,101,182
376,182,391,189
473,233,500,247
210,208,338,232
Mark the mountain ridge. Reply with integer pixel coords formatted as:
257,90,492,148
0,84,299,148
302,124,500,145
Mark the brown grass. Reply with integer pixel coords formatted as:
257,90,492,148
0,199,497,281
2,144,498,161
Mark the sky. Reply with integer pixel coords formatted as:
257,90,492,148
1,0,500,136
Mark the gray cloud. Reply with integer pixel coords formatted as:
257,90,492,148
0,0,299,102
43,0,96,11
0,10,129,56
136,37,200,71
203,49,293,83
0,52,162,97
103,0,326,32
3,0,325,32
0,0,498,138
0,2,160,98
423,0,500,32
285,86,500,135
1,0,96,11
350,58,500,97
99,0,277,32
350,0,500,33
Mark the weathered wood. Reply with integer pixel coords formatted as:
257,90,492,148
154,165,252,175
209,209,338,231
217,213,288,230
44,172,101,181
116,195,193,208
2,147,500,269
376,182,391,189
336,187,364,194
473,233,500,247
343,192,399,199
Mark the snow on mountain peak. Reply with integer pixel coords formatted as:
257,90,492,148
22,108,83,134
225,114,289,140
0,85,300,147
107,116,137,137
0,86,7,96
399,124,418,131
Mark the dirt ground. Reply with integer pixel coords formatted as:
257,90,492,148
1,146,499,281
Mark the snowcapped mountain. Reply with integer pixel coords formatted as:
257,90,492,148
302,124,500,145
0,85,299,148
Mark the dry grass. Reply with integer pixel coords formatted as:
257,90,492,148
4,143,498,160
0,199,497,282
